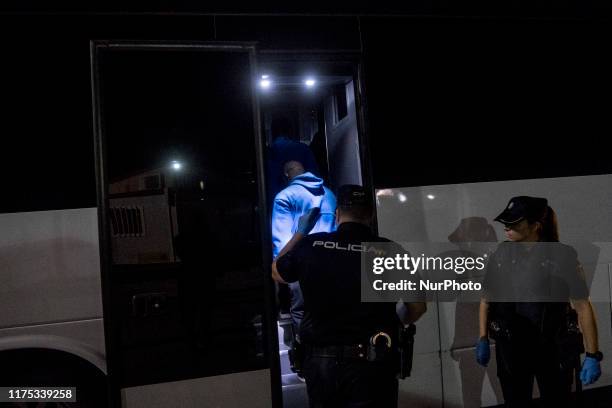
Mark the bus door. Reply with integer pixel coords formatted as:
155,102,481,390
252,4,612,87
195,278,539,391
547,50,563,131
91,41,280,408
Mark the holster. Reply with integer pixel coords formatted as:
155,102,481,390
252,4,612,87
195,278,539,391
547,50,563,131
488,318,512,341
398,324,416,379
555,308,584,369
288,333,304,374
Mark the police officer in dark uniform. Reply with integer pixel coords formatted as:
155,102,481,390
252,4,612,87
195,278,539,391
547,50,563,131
272,185,427,408
476,196,602,407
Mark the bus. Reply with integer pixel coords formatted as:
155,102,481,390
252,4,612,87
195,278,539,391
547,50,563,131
1,10,611,408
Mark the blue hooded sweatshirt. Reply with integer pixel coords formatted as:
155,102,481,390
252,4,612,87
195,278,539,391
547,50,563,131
271,172,337,258
266,136,320,206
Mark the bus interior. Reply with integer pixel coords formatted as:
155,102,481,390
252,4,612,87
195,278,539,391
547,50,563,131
258,58,365,406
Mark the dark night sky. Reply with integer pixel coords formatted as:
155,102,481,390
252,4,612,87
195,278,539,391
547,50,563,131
101,50,255,184
1,14,611,213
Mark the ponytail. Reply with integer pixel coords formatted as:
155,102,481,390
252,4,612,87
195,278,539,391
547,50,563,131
537,206,559,242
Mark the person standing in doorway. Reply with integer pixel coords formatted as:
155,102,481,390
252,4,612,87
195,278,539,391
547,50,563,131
272,160,336,376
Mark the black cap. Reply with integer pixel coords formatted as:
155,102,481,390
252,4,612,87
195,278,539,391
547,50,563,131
337,184,371,208
494,196,548,225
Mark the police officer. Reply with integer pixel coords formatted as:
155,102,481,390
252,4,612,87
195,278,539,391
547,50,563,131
476,196,602,407
272,184,427,408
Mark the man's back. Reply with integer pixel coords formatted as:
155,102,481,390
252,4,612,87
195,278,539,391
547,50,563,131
271,171,336,258
276,222,400,346
272,184,426,408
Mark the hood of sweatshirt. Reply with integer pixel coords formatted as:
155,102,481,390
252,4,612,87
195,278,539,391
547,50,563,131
290,172,325,196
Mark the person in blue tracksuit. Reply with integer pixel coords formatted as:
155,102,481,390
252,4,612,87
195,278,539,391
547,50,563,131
272,160,337,336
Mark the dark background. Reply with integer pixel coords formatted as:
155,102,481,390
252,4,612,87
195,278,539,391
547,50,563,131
101,49,255,183
0,0,611,16
1,9,611,213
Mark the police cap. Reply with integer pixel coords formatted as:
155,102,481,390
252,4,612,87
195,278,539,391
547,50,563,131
337,184,372,208
494,196,548,225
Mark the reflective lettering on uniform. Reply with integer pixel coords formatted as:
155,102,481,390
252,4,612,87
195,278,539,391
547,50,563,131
311,241,387,256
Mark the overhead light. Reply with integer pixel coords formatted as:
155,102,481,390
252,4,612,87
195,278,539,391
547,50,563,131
398,193,407,203
304,78,316,88
376,189,394,197
171,160,182,171
261,74,270,79
260,79,271,89
427,194,435,200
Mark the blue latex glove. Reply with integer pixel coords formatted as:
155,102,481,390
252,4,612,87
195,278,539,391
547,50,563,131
296,207,321,235
475,338,491,367
580,357,601,385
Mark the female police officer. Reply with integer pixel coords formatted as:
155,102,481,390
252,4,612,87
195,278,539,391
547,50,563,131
476,196,602,407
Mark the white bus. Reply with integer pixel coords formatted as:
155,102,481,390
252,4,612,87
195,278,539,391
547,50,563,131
1,14,611,408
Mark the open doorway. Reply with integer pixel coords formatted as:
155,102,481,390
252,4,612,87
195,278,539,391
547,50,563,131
260,60,364,199
258,57,368,407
